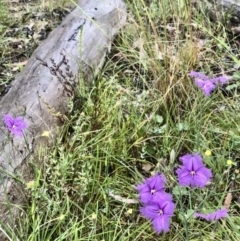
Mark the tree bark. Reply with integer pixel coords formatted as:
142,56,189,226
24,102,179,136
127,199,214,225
0,0,126,238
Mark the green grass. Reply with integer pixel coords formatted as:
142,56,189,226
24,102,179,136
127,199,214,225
1,0,240,240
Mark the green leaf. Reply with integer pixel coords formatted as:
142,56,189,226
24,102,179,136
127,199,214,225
154,114,163,124
176,122,189,131
178,209,195,223
226,83,239,91
233,71,240,80
172,186,188,196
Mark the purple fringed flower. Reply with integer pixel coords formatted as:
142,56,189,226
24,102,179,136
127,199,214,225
137,174,166,204
195,78,216,96
189,71,228,96
140,192,175,233
176,153,212,188
210,76,228,84
189,71,209,80
194,208,228,221
3,114,27,137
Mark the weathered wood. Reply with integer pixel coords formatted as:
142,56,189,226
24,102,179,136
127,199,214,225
0,0,126,238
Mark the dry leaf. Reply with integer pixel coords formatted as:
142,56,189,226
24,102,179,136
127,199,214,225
12,60,27,71
142,163,153,172
108,191,138,204
154,42,163,60
223,192,232,209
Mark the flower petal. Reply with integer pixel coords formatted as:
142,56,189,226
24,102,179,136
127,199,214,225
138,191,152,204
140,203,159,219
180,153,203,168
3,114,14,128
193,167,212,188
14,117,27,129
162,201,175,216
147,174,166,190
214,208,228,219
194,208,228,221
153,192,173,203
189,71,209,80
176,167,193,186
152,215,170,233
210,76,228,84
195,79,216,96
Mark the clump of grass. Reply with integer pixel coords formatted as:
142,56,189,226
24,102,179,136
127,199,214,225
0,0,11,35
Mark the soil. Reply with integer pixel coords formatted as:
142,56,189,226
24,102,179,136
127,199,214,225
0,0,75,99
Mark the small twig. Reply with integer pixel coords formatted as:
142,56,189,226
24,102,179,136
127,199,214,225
36,56,48,67
108,191,138,204
36,53,76,96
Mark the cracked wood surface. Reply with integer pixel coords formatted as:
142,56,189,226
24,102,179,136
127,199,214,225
0,0,126,238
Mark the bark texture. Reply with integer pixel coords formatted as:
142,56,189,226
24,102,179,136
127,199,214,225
0,0,126,238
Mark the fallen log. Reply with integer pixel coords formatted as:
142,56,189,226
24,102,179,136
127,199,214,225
0,0,126,238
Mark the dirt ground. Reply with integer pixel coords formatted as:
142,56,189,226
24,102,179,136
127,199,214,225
0,0,74,99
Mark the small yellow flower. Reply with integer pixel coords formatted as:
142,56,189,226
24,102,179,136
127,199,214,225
91,213,97,220
58,214,65,220
227,160,233,166
235,169,239,174
127,208,133,215
41,131,50,137
150,171,156,176
205,150,211,157
26,180,35,189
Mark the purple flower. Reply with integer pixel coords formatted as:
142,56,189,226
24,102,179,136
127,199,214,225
195,78,216,96
189,71,209,80
210,76,228,84
3,114,27,137
189,71,228,96
140,193,175,233
176,153,212,188
137,174,166,204
194,208,228,221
